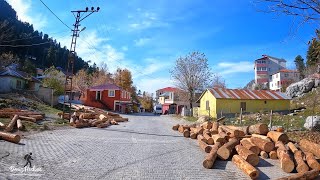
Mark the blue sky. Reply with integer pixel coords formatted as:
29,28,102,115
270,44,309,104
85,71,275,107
6,0,319,93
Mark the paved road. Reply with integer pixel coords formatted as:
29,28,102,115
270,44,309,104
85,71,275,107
0,113,290,180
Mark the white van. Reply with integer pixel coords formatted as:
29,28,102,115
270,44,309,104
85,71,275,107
153,105,162,115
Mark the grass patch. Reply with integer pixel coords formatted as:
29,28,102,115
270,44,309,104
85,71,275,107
36,103,61,115
183,116,198,122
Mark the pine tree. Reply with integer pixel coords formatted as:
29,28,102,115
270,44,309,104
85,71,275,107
306,30,320,67
294,55,305,79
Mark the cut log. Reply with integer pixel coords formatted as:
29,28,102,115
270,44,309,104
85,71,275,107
27,115,44,120
5,115,19,132
217,138,240,160
248,123,269,135
183,129,190,138
251,134,271,142
111,120,119,125
250,137,275,152
203,142,221,169
212,134,226,144
92,120,104,127
267,131,289,144
203,133,214,145
287,142,299,154
202,121,212,129
294,151,309,174
305,152,320,171
178,125,190,133
203,129,211,136
0,121,5,128
198,136,212,153
192,127,204,135
190,132,197,139
299,139,320,159
275,141,295,173
269,150,278,159
240,138,260,155
16,119,23,130
260,151,268,159
97,121,110,128
197,134,207,143
80,113,96,119
99,114,109,121
235,145,259,166
276,169,319,180
19,115,37,123
0,131,21,143
73,122,88,128
232,155,259,179
172,124,179,131
227,125,249,135
211,122,219,134
112,117,128,122
221,126,244,138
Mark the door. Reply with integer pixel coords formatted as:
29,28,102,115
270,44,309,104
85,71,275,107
240,102,246,112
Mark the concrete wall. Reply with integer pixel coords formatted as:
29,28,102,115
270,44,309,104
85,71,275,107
199,90,217,118
34,86,59,106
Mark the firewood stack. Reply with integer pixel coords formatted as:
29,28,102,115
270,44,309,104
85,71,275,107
0,108,45,144
58,107,128,129
172,120,320,179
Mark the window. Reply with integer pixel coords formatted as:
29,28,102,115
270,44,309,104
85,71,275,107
16,80,22,89
108,90,115,97
257,67,267,71
96,91,101,100
264,101,267,104
261,60,266,64
240,102,246,111
206,100,210,110
284,73,288,77
268,68,271,71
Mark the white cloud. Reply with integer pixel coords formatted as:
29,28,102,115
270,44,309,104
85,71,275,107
128,9,168,31
7,0,47,31
214,61,253,75
134,38,151,46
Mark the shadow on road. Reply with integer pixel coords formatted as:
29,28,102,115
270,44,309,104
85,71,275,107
97,128,183,138
97,148,185,179
257,158,273,167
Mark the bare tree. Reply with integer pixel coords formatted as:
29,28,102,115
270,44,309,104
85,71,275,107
170,51,212,109
212,74,226,88
254,0,320,22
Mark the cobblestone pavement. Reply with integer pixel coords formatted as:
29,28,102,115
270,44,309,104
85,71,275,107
0,113,291,180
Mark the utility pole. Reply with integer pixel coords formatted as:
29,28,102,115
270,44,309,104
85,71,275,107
62,7,99,119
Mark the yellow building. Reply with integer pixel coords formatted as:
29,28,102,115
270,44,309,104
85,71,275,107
197,88,291,118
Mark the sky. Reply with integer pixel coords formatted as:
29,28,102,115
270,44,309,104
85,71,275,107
6,0,319,94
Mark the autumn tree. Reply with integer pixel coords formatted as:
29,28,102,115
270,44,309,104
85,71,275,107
294,55,306,79
114,68,133,92
170,51,212,109
212,74,226,88
139,92,153,112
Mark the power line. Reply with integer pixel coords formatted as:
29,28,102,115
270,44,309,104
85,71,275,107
39,0,72,30
0,42,51,47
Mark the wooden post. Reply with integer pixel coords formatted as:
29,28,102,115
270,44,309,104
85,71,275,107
51,88,54,107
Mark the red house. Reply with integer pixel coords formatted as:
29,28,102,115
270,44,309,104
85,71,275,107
83,83,132,113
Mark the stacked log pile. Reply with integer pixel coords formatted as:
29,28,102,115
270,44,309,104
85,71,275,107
0,108,45,144
173,121,320,179
58,108,128,129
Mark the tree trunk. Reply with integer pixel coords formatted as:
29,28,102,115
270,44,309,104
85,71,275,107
251,134,271,141
178,125,190,133
183,129,190,138
260,151,268,159
269,150,278,159
235,145,259,166
203,142,221,169
217,138,239,160
294,151,309,173
172,124,179,131
277,169,319,180
17,119,23,130
5,115,19,132
203,133,214,145
248,123,269,135
267,131,289,144
220,126,244,138
250,137,275,152
232,155,259,179
305,152,320,170
0,131,21,143
227,125,249,135
275,141,295,173
299,139,320,158
287,142,299,154
240,139,260,155
198,135,212,153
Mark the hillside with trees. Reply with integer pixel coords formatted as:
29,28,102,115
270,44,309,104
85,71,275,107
0,0,93,75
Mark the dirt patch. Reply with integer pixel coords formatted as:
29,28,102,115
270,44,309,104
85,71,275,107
287,131,320,144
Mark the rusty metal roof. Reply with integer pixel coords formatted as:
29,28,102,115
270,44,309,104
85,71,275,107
208,88,291,100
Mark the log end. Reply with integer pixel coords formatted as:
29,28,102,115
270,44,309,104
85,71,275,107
217,147,230,160
203,159,214,169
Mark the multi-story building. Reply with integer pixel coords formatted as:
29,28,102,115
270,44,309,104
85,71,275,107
254,55,286,85
269,69,300,91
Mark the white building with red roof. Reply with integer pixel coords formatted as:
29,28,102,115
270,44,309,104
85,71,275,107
269,69,300,91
